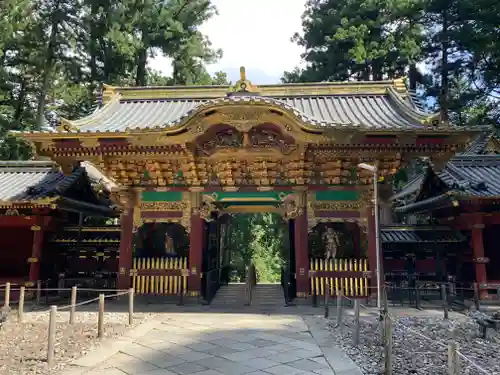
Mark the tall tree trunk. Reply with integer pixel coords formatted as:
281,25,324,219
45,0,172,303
36,9,60,129
13,78,27,126
409,63,418,91
135,46,147,86
89,2,99,83
440,8,450,123
135,30,148,86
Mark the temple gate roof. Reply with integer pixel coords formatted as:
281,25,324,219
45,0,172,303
20,69,474,135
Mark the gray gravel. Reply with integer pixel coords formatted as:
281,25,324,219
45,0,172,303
327,309,500,375
0,309,156,375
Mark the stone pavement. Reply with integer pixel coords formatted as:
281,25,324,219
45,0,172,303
60,310,363,375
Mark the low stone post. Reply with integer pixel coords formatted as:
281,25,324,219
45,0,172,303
441,284,449,320
324,281,330,318
128,288,134,325
384,314,393,375
353,299,360,347
47,306,57,368
3,282,10,307
447,328,459,375
69,286,77,325
98,294,104,338
18,286,25,323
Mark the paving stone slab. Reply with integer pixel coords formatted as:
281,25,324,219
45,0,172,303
239,357,281,370
167,362,208,374
265,364,308,375
288,358,331,372
199,345,238,356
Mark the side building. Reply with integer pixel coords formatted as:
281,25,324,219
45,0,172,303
0,160,120,296
393,135,500,299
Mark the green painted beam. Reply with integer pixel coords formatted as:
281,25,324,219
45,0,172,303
315,190,359,201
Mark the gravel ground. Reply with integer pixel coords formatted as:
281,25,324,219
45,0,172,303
327,309,500,375
0,308,157,375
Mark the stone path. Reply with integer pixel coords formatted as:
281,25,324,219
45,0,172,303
60,311,363,375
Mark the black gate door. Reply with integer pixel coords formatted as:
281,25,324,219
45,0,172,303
281,219,296,304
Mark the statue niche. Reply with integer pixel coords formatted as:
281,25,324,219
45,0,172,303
196,126,243,156
308,223,355,259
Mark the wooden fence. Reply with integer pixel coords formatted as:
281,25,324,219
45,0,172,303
131,257,188,296
309,258,371,297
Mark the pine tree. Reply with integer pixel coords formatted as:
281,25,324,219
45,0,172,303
284,0,424,83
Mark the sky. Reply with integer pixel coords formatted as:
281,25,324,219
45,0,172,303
149,0,307,84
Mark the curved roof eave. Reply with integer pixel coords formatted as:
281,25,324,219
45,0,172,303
386,87,441,124
56,93,122,132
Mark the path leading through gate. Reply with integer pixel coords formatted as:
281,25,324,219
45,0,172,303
61,310,363,375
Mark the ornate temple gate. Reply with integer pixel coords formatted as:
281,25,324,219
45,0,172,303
16,68,481,301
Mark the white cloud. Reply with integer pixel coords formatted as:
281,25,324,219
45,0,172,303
149,0,307,84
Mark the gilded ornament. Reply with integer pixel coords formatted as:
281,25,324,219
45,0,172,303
314,202,362,211
197,201,217,221
139,201,188,211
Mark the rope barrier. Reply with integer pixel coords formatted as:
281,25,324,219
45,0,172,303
335,294,494,375
0,287,129,292
51,290,130,311
5,290,129,315
456,350,493,375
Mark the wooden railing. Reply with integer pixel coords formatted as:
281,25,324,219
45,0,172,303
309,258,371,297
131,257,188,296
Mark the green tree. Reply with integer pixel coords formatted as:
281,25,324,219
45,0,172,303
286,0,499,126
226,213,287,283
284,0,424,84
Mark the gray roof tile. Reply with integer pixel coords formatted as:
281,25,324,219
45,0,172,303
0,161,64,201
381,226,465,243
438,155,500,197
46,93,440,133
0,160,115,203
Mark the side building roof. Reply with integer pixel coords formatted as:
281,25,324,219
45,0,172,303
0,160,119,216
393,133,500,214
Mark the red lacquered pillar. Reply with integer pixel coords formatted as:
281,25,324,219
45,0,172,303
28,217,44,286
294,207,310,298
366,206,383,296
117,206,134,289
188,211,204,296
471,222,488,299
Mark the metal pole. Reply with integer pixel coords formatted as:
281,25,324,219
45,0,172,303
374,169,382,310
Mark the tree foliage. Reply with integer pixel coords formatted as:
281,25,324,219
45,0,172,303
285,0,500,126
227,214,288,283
0,0,225,160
